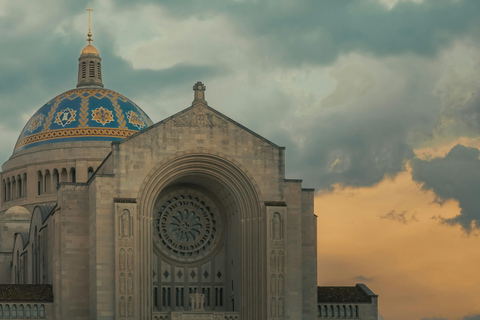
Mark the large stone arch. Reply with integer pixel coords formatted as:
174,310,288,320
136,149,266,319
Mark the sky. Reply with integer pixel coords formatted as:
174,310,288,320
1,0,479,319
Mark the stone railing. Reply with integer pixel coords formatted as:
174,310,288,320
0,303,52,319
153,311,240,320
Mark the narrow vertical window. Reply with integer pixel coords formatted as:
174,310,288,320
162,288,166,307
81,62,86,78
167,287,171,307
89,61,95,78
153,287,158,308
97,62,101,80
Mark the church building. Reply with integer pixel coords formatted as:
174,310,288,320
0,10,377,320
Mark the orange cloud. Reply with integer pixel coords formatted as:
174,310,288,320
315,169,480,320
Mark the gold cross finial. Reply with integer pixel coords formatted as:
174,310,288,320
86,4,93,45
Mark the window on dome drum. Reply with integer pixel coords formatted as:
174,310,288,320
12,178,16,200
37,171,43,195
53,169,59,189
81,62,86,79
70,167,76,183
61,168,68,183
23,173,27,198
17,174,22,198
97,62,101,80
88,166,94,179
44,170,51,194
89,61,95,78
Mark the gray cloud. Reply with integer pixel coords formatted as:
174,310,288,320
1,0,479,198
149,0,480,67
410,144,480,232
463,315,480,320
381,210,418,224
353,275,374,282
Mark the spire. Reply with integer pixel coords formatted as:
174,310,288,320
77,4,103,88
86,4,93,45
193,81,206,102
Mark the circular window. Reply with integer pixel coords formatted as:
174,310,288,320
154,190,223,263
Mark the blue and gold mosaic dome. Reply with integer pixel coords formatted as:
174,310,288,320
14,88,154,153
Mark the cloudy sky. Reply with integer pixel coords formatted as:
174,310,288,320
1,0,480,319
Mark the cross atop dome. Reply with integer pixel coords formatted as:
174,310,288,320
86,4,94,45
77,4,103,88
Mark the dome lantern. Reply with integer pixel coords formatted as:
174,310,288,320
77,4,103,88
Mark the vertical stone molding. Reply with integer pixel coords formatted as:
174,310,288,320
115,202,137,320
266,205,287,320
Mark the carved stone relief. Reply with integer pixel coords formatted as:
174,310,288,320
270,250,276,271
127,273,133,294
119,248,125,271
270,298,276,317
127,248,133,271
270,274,276,293
127,296,134,316
116,203,136,319
173,106,227,129
278,251,284,272
119,297,126,316
120,273,126,294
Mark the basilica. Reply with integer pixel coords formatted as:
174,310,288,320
0,13,377,320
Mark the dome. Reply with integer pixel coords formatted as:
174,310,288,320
14,88,154,153
81,44,99,55
1,206,30,221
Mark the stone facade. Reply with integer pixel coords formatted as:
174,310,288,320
0,35,378,320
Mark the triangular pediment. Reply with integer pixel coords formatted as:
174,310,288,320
120,102,281,149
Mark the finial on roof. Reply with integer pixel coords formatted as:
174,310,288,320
86,4,93,45
193,81,206,102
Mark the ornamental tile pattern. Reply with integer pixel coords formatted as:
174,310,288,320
14,88,154,153
54,108,76,127
91,107,114,125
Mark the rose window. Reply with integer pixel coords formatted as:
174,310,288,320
154,190,223,263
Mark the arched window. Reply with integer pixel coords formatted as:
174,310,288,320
354,305,359,317
61,168,68,182
53,169,59,189
40,304,45,318
5,304,10,317
37,171,43,195
23,173,27,197
33,304,38,317
11,304,17,317
70,167,76,183
81,61,87,79
88,166,94,179
97,62,101,80
323,305,328,317
12,177,16,199
44,170,51,193
328,305,333,317
3,179,6,202
89,61,95,78
7,178,11,201
0,304,2,317
335,305,339,317
19,304,24,317
17,174,22,198
26,304,31,317
348,305,352,317
342,305,346,317
317,305,321,317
